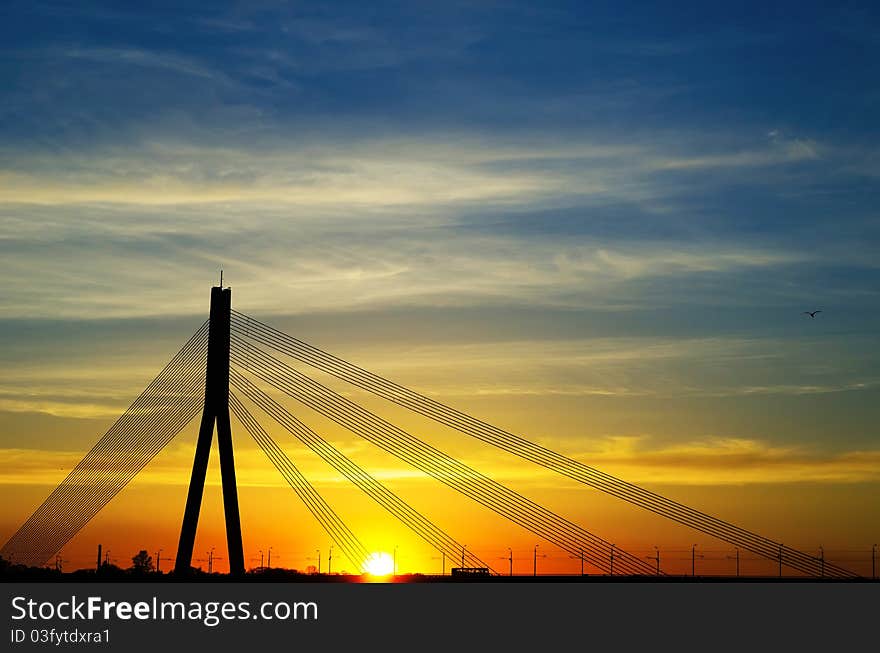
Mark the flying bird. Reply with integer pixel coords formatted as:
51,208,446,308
803,310,822,318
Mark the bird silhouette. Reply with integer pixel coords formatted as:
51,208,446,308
803,310,822,318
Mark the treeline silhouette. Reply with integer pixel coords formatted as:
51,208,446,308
0,553,380,582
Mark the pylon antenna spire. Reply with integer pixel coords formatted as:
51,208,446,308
220,269,223,288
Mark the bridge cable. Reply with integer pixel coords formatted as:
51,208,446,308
5,326,209,557
231,343,652,575
2,338,206,564
231,312,854,579
229,391,370,571
229,370,498,573
1,323,209,567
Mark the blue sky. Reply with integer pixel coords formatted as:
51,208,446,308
1,0,879,494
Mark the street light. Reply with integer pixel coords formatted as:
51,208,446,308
507,547,513,577
268,546,273,569
646,546,660,576
726,548,740,578
533,544,539,577
570,548,585,576
691,544,703,577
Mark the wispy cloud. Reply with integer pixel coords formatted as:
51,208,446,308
648,138,820,170
0,207,806,319
0,131,832,207
561,435,880,485
4,435,879,488
61,47,226,81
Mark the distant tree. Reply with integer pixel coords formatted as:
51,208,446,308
130,550,154,574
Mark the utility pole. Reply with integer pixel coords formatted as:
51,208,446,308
175,285,245,576
508,547,513,577
570,548,585,576
727,548,740,577
692,544,703,577
646,546,660,576
533,544,538,577
96,544,102,571
268,546,272,569
259,549,263,569
156,549,162,574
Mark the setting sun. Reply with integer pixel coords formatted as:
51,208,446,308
362,552,395,576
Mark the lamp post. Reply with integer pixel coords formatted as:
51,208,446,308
507,547,513,577
259,549,263,569
691,544,703,577
533,544,538,577
570,548,585,576
267,546,272,569
646,546,659,576
726,548,740,578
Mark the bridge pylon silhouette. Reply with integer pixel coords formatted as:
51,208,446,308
174,285,245,576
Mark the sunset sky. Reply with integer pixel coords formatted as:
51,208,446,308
1,1,879,576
